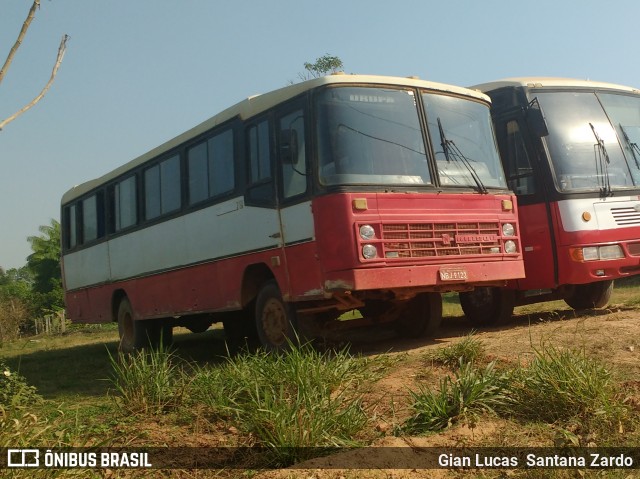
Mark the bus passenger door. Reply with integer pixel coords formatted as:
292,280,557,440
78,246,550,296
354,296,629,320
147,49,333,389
495,114,556,291
274,102,319,299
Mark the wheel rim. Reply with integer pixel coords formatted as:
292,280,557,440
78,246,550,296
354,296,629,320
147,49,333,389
261,297,289,346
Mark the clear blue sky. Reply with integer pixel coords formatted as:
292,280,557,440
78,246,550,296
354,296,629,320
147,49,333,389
1,0,639,269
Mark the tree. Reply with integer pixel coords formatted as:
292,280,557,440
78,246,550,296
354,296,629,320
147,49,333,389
298,54,344,81
26,219,63,313
0,266,33,304
0,0,69,131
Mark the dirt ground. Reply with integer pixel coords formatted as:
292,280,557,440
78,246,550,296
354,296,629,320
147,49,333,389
248,304,640,479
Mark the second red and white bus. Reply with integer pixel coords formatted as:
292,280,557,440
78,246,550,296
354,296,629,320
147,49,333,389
61,74,524,351
460,77,640,324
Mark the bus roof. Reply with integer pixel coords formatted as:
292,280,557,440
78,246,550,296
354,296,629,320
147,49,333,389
470,77,640,95
62,74,492,205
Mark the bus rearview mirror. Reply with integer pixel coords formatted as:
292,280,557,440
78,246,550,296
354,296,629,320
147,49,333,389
526,100,549,138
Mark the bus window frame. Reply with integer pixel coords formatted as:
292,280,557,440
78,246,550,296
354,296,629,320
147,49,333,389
245,115,277,208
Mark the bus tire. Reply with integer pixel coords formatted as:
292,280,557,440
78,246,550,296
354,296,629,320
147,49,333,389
459,287,515,326
255,280,297,352
117,297,144,353
564,280,613,310
395,293,442,338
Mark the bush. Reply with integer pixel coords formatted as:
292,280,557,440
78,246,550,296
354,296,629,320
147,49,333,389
0,360,41,409
0,297,30,343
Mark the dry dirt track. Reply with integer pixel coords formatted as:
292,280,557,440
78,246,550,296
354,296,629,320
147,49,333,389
252,305,640,479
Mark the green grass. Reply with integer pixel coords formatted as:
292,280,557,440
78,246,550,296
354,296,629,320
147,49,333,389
403,360,507,433
108,345,184,415
506,345,626,429
187,342,373,465
404,342,630,443
424,331,485,367
2,280,640,474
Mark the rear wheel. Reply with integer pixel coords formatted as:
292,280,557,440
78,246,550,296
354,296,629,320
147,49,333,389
117,298,142,353
564,280,613,310
459,287,515,326
255,280,298,352
117,298,172,353
395,293,442,338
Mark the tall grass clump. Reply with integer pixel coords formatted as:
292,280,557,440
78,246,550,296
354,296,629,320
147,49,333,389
506,346,625,427
189,343,371,466
425,332,485,368
404,360,507,434
108,345,182,415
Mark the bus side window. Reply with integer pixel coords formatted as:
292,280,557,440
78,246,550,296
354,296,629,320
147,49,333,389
246,119,275,205
111,175,138,232
63,204,77,250
278,109,307,200
188,130,235,206
81,193,104,244
209,129,234,197
504,120,536,196
81,196,97,243
146,154,181,219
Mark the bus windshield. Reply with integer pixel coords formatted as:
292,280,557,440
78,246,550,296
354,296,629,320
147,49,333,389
536,91,640,193
423,93,506,189
317,86,430,186
316,86,506,189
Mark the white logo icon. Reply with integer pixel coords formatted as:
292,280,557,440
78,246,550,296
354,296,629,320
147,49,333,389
7,449,40,467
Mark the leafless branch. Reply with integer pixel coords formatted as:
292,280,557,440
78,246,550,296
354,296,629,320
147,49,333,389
0,34,69,131
0,0,40,86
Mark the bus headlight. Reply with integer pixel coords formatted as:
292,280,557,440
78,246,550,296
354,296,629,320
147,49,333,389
581,247,600,261
570,245,624,261
504,240,517,254
359,224,375,240
599,245,624,260
502,223,515,237
362,244,378,259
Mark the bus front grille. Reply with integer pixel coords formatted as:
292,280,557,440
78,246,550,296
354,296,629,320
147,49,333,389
380,222,502,259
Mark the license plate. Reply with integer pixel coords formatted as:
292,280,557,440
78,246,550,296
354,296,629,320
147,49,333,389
439,268,468,281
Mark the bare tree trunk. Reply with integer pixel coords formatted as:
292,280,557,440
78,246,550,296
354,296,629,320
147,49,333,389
0,0,69,131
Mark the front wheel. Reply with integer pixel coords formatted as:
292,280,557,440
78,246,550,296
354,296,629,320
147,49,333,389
564,280,614,310
255,280,298,352
459,287,515,326
395,292,443,338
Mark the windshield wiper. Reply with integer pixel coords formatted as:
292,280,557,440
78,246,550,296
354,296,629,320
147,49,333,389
620,124,640,170
589,122,613,197
437,118,488,194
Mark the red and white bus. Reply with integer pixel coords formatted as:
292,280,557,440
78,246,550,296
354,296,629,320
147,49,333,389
61,74,524,351
460,77,640,324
